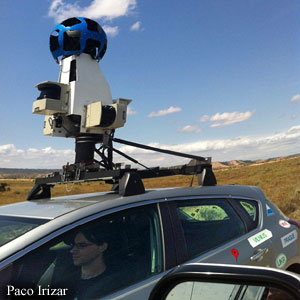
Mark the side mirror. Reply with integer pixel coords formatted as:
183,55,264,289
149,263,300,300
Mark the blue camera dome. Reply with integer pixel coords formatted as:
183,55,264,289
50,17,107,62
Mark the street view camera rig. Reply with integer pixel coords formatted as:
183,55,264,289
28,17,216,200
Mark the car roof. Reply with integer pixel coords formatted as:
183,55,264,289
0,185,266,220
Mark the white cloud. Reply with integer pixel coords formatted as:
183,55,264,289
148,106,182,118
130,21,141,31
102,25,119,37
49,0,137,22
178,125,202,133
114,125,300,167
290,94,300,103
48,0,137,36
3,125,300,168
0,144,18,155
200,111,255,127
0,145,74,168
199,115,210,122
127,106,137,115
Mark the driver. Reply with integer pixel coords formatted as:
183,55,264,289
71,228,115,300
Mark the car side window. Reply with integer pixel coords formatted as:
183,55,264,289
0,204,163,300
239,200,259,230
176,199,246,259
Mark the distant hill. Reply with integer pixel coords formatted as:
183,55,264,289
213,159,253,169
213,154,300,169
0,168,59,174
0,168,59,179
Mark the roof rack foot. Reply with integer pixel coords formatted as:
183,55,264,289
119,172,145,196
198,167,217,186
27,184,52,201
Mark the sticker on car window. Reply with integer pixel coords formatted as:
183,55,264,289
266,204,274,216
248,229,273,247
279,219,291,228
281,230,298,248
276,253,287,269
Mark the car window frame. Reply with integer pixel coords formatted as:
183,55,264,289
158,202,177,270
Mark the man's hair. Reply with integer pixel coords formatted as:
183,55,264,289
80,226,108,246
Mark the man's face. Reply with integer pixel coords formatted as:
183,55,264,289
71,232,106,267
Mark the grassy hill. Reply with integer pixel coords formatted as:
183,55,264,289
1,155,300,221
215,156,300,222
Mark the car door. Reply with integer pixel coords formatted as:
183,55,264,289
0,202,174,300
231,197,274,267
167,196,273,267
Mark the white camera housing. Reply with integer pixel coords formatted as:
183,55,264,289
33,82,70,115
33,53,131,137
86,98,132,130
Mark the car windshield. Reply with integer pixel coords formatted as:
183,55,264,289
0,216,48,247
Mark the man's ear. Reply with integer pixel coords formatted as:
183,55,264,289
99,242,108,252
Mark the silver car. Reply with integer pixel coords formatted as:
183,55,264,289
0,184,299,299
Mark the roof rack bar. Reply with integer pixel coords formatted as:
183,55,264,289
27,134,215,200
112,137,207,162
27,160,215,200
32,160,208,187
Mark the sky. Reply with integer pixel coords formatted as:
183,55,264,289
0,0,300,168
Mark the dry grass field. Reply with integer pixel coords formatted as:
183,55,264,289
1,155,300,221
